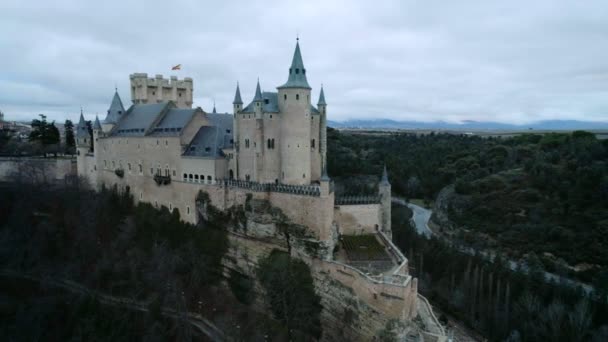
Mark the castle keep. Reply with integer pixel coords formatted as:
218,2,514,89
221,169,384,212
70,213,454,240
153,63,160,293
76,41,422,340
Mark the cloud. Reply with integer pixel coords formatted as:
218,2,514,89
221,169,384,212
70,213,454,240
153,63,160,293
1,0,607,124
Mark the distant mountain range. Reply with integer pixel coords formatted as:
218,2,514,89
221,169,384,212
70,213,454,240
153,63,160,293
328,119,608,131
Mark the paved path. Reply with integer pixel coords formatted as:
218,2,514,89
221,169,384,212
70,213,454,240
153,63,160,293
393,197,433,237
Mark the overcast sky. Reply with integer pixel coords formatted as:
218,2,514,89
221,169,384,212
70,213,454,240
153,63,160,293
1,0,608,124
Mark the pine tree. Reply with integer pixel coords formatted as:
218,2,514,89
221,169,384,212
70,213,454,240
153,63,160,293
64,119,75,153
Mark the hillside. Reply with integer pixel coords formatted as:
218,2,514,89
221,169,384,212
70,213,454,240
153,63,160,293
327,128,608,285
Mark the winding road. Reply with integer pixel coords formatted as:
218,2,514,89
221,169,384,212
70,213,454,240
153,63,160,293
393,197,433,237
392,197,596,298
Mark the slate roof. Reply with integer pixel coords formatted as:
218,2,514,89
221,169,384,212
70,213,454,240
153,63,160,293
242,92,279,113
278,40,311,89
104,90,125,124
76,112,89,138
381,165,390,185
318,86,327,106
233,83,243,104
253,80,263,101
93,115,102,130
241,91,320,114
183,113,233,159
150,108,197,136
111,102,169,136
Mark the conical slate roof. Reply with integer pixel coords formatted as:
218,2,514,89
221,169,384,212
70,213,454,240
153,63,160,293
318,86,326,105
380,165,390,185
104,90,125,124
278,40,311,89
93,115,102,130
253,79,263,102
233,82,243,105
76,110,89,138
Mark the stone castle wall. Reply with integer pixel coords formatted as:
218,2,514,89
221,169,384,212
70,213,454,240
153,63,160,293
334,203,382,235
0,157,76,183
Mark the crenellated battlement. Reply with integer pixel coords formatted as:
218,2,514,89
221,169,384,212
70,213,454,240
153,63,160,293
129,73,193,108
218,178,324,197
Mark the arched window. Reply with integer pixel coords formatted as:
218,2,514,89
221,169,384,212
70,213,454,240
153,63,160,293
267,139,271,148
311,139,315,148
296,94,299,100
271,139,275,149
187,206,190,215
284,94,287,101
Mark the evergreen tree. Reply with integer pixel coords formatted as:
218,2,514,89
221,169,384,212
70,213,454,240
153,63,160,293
64,119,75,153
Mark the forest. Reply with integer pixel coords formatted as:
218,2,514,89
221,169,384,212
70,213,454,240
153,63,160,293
392,203,608,341
0,181,320,341
327,128,608,285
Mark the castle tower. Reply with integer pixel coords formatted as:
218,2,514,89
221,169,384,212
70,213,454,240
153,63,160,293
317,86,327,171
75,110,90,176
253,79,263,118
379,165,392,238
252,79,264,181
232,82,243,180
320,164,331,198
93,115,102,142
277,39,312,185
103,89,125,133
129,73,193,109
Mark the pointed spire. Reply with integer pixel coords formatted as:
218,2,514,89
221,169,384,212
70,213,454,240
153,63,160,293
253,78,263,102
104,88,125,124
76,109,88,138
212,100,217,114
278,39,311,89
318,85,327,106
93,115,102,131
233,82,243,105
381,165,390,185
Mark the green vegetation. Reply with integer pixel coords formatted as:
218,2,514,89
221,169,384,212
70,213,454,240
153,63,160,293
391,203,608,342
328,128,608,283
257,250,322,341
0,183,308,340
340,234,389,261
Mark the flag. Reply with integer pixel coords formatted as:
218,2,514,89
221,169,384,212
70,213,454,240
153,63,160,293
171,64,181,70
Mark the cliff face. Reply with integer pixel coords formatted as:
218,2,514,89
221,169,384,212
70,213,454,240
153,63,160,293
198,194,416,341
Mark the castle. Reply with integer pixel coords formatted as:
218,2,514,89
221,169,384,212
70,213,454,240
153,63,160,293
76,41,428,340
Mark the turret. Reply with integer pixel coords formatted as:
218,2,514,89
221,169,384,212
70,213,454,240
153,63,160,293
103,89,125,133
253,79,263,118
318,85,328,171
232,82,243,178
233,82,243,114
76,110,90,149
379,165,392,238
93,115,102,142
320,163,331,198
277,39,313,185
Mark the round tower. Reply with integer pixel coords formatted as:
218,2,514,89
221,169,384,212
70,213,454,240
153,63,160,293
277,39,312,185
379,165,392,238
317,85,327,172
75,110,90,177
232,82,243,179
